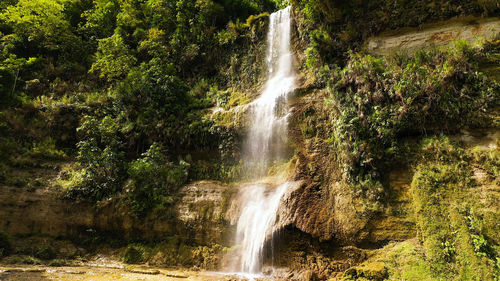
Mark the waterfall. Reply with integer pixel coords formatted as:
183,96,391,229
233,6,297,275
244,6,296,176
236,182,292,273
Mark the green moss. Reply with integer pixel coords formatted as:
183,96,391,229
245,12,269,27
226,90,252,108
470,146,500,185
206,86,253,111
122,244,146,264
190,244,224,270
219,188,235,219
383,241,435,281
409,139,499,280
194,200,216,221
344,262,388,281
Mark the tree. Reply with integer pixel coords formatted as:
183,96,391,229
127,142,189,216
0,34,38,104
90,33,136,81
80,0,119,40
0,0,73,51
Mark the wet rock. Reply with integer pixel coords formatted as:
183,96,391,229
124,265,160,275
296,270,318,281
276,180,369,244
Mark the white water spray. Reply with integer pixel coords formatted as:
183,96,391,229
236,182,292,273
234,6,297,275
244,6,296,176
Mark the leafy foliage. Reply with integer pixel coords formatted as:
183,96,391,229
127,143,189,216
90,33,136,81
0,0,279,216
326,42,499,201
0,0,73,49
63,114,126,201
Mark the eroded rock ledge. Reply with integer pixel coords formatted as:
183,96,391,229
367,16,500,54
0,179,234,245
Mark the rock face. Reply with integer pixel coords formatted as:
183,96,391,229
0,185,95,238
276,170,416,246
277,180,350,242
367,17,500,54
0,174,234,245
276,86,417,247
175,180,235,245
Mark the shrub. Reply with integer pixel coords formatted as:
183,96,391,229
27,138,67,160
0,231,11,257
122,245,145,264
127,142,189,216
35,245,56,260
90,33,137,82
64,114,126,201
64,139,125,201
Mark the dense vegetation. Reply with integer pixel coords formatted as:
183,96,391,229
285,0,500,217
1,0,497,214
0,0,278,215
327,42,498,209
292,0,500,67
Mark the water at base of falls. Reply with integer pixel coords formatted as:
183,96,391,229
231,6,297,276
235,182,293,273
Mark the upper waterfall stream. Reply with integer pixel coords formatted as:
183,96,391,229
244,6,296,176
233,6,297,276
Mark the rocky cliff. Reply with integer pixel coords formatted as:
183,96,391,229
0,12,499,280
0,164,234,245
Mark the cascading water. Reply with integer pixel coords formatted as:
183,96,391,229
233,6,297,275
244,5,296,176
235,182,293,274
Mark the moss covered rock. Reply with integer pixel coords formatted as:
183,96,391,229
122,245,145,264
343,262,388,281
